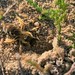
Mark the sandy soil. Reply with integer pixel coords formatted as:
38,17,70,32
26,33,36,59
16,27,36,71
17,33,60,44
0,0,75,75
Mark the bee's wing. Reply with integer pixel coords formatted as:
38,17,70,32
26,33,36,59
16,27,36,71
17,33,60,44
21,31,33,37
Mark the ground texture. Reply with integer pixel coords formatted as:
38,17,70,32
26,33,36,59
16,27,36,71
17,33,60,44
0,0,75,75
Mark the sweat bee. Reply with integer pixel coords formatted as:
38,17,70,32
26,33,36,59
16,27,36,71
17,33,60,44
4,25,38,53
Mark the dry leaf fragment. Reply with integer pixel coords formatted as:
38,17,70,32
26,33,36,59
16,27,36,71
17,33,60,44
0,10,4,15
22,31,33,37
31,27,39,31
20,13,28,18
16,16,24,29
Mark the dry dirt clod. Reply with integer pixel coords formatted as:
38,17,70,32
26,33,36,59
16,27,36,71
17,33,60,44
38,50,52,64
64,62,75,75
69,48,75,57
44,63,53,73
52,37,65,59
52,37,58,49
68,48,75,62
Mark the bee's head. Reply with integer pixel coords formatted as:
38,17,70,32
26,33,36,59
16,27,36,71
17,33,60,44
7,25,21,39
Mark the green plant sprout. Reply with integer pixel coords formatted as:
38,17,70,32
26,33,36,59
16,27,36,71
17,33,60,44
0,15,3,20
55,0,68,11
26,0,68,44
26,59,50,75
41,0,68,43
27,60,44,73
0,11,4,20
26,0,42,13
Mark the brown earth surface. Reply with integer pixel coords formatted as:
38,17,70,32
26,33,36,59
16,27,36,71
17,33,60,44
0,0,75,75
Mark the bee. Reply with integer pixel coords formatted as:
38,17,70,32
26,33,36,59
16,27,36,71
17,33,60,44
4,25,38,53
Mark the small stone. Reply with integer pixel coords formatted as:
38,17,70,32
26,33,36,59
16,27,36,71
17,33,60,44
34,22,40,27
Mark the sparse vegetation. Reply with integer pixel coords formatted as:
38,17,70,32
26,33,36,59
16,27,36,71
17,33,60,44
26,0,42,13
26,0,68,44
0,0,75,75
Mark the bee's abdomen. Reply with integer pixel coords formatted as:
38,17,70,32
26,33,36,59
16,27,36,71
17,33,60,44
25,36,38,46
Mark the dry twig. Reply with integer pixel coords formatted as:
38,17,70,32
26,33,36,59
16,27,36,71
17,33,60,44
3,2,17,17
16,53,23,75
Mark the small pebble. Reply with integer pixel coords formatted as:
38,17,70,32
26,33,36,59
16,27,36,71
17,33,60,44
34,22,40,27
